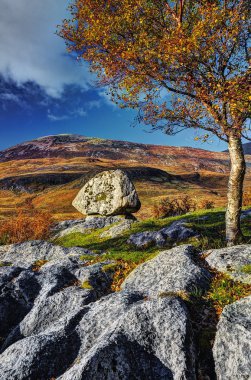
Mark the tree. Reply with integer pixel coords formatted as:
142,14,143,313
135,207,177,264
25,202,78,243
60,0,251,245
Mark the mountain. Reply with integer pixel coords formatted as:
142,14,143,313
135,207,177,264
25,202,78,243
0,134,250,221
223,142,251,155
242,143,251,155
0,134,229,172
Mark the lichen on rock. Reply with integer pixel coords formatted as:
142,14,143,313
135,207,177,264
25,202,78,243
72,169,141,216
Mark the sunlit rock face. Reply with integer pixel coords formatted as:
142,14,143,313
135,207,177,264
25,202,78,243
213,296,251,379
72,169,141,216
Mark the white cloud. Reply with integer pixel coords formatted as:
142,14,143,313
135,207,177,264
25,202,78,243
0,0,93,98
47,106,88,121
0,93,21,103
72,107,87,117
98,89,118,109
47,110,70,121
86,100,101,109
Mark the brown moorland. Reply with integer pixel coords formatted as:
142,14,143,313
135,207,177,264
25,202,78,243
0,134,251,222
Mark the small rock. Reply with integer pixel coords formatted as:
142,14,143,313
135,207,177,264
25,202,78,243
72,169,141,216
213,295,251,379
122,245,211,295
100,219,135,238
127,220,198,249
127,230,167,249
160,220,198,241
205,244,251,284
241,208,251,219
53,215,132,238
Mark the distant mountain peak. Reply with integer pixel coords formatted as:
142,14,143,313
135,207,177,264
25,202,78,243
0,134,231,176
223,142,251,155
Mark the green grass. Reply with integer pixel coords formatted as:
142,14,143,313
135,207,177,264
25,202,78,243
0,261,12,267
205,273,251,314
81,280,94,290
240,264,251,274
54,208,251,265
101,263,120,272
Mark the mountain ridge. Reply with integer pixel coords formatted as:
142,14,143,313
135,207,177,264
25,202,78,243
1,133,224,153
0,134,229,168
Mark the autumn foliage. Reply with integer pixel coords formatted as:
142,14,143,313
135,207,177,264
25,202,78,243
153,195,196,218
0,200,53,245
60,0,250,244
60,0,250,140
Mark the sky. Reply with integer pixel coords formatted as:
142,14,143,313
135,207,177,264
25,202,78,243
0,0,228,151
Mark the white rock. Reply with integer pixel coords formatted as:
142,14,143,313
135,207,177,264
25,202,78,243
213,296,251,379
72,169,141,216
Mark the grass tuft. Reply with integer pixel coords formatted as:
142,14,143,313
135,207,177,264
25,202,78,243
240,264,251,274
205,273,251,316
81,280,94,290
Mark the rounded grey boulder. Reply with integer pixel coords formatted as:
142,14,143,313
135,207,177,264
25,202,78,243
72,169,141,216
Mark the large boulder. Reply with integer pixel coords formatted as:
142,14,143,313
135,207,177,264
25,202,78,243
205,244,251,284
213,296,251,379
122,245,211,295
58,293,196,380
72,169,141,216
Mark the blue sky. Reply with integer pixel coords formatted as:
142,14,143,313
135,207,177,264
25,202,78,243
0,0,227,151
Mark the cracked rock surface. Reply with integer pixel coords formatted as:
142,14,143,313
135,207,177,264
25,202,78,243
0,243,204,380
213,295,251,379
0,240,94,268
0,239,250,380
122,245,211,295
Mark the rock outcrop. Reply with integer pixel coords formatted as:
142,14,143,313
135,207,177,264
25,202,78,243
0,289,196,380
0,247,114,360
0,237,250,379
213,295,251,379
72,169,141,216
57,294,196,380
0,243,211,379
127,220,198,249
53,215,134,239
205,244,251,284
122,245,211,295
0,240,95,268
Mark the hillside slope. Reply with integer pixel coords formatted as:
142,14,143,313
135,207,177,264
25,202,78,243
0,134,229,172
0,134,251,221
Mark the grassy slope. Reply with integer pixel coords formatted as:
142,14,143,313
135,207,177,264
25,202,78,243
55,208,251,263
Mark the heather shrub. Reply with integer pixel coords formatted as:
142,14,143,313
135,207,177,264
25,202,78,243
200,199,215,210
243,192,251,207
0,200,53,244
153,196,196,218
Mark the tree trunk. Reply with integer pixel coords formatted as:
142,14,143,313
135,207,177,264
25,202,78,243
225,135,246,246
